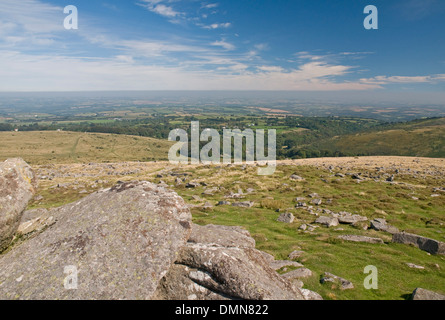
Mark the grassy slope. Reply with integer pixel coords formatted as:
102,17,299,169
22,159,445,300
314,118,445,157
0,131,173,165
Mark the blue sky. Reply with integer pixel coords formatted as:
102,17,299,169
0,0,444,92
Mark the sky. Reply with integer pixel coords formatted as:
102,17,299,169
0,0,444,93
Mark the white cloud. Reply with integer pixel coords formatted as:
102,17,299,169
211,40,235,51
201,3,219,10
139,0,181,18
202,22,231,29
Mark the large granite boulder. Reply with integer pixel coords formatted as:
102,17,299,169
392,232,445,255
0,181,192,300
154,223,305,300
0,158,37,252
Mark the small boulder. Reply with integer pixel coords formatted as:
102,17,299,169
337,235,384,244
411,288,445,300
320,272,354,290
277,212,295,224
392,232,445,255
315,216,339,228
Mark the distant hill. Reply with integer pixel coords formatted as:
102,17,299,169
314,117,445,158
0,131,173,165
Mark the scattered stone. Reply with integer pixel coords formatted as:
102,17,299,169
308,193,319,198
338,213,368,225
300,289,323,300
270,260,303,270
315,216,339,228
277,212,295,224
370,218,399,234
335,173,345,178
202,202,213,209
296,202,307,208
337,235,384,244
217,201,231,206
392,232,445,255
299,224,307,231
406,263,425,270
307,224,319,232
290,174,304,181
288,250,305,260
311,199,322,206
411,288,445,300
232,201,255,208
186,182,200,188
202,187,218,196
320,272,354,290
281,268,313,280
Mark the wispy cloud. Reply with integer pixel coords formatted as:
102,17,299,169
201,22,231,30
211,39,235,51
138,0,182,18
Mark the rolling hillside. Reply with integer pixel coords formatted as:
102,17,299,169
314,117,445,158
0,131,173,165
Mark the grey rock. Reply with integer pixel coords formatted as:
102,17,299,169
0,158,37,252
288,250,305,260
159,242,304,300
338,213,368,225
232,201,254,208
296,202,307,208
281,268,313,279
406,263,425,269
337,235,384,244
188,224,256,249
315,216,339,228
217,201,231,206
202,188,218,196
320,272,354,290
311,199,322,206
300,288,323,300
335,173,345,178
17,208,55,237
0,181,192,300
269,260,303,270
290,174,304,181
186,182,200,188
277,212,295,224
411,288,445,300
392,232,445,255
370,218,399,234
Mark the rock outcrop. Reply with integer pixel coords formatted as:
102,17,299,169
154,223,305,300
0,181,192,300
0,159,315,300
0,158,37,252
